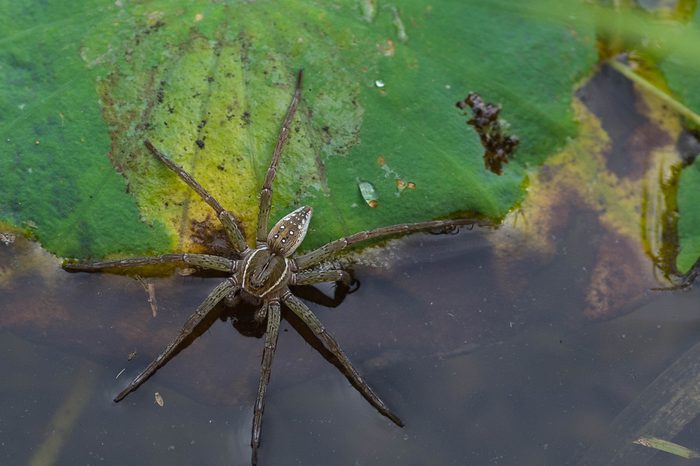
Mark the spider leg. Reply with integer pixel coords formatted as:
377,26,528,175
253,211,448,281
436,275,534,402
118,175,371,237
114,278,238,402
281,292,403,427
292,269,352,287
294,217,493,269
256,70,303,243
63,253,234,273
251,300,281,466
144,140,249,255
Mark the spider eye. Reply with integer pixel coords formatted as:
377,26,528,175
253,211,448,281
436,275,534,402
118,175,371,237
267,206,312,256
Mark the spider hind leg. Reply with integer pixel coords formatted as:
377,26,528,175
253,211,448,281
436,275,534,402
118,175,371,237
281,292,403,427
251,300,282,465
114,278,237,402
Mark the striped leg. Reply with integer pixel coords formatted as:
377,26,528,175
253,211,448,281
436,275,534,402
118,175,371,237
144,140,249,254
292,269,352,287
251,300,281,465
114,278,238,402
282,292,403,427
294,217,493,269
256,70,303,243
63,253,234,273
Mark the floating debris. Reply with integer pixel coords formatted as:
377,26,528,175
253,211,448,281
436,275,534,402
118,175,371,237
115,368,126,380
456,92,520,175
379,38,396,57
374,79,385,89
395,178,417,192
360,0,377,23
127,350,137,361
135,275,159,317
634,436,700,459
177,267,197,276
0,232,16,245
358,180,379,208
154,392,164,407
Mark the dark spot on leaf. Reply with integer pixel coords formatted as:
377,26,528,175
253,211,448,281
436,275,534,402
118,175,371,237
456,92,519,175
145,20,165,34
190,215,235,256
197,119,208,130
241,111,251,126
157,81,166,103
196,139,205,149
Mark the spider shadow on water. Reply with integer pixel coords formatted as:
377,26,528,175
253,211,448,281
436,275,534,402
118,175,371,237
227,279,358,339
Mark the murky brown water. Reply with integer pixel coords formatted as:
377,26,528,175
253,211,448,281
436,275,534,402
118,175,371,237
1,226,699,465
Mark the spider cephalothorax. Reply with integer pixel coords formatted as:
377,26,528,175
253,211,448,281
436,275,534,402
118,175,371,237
64,70,490,465
238,206,312,302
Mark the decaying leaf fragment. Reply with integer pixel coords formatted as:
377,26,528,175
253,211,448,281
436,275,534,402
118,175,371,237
633,436,700,459
456,93,520,175
358,181,379,208
135,275,159,317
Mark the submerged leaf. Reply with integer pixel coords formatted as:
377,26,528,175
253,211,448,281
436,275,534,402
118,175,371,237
633,436,700,459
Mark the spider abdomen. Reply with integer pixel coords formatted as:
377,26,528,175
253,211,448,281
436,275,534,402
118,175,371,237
241,248,291,298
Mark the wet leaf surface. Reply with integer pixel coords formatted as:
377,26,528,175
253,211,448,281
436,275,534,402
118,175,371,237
0,0,596,258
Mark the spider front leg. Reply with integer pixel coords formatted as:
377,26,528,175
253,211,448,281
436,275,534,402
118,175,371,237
294,217,493,269
251,300,281,466
63,253,234,273
292,269,352,287
281,292,403,427
144,140,249,255
256,70,303,243
114,278,238,402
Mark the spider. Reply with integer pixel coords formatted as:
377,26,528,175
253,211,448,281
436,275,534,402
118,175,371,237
64,70,491,465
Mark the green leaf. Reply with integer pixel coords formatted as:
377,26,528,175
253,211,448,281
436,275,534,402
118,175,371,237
657,7,700,274
660,6,700,125
678,159,700,273
0,0,596,258
0,1,171,258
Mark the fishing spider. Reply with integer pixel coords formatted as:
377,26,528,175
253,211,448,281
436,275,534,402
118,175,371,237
64,70,491,465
